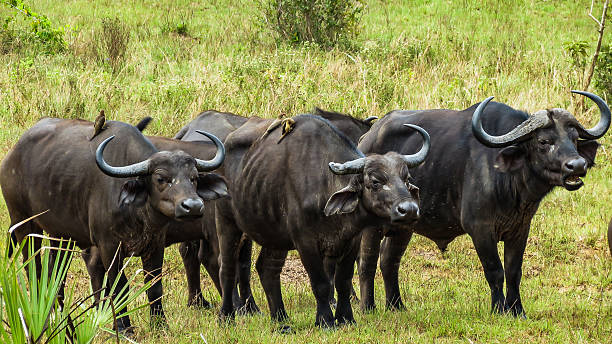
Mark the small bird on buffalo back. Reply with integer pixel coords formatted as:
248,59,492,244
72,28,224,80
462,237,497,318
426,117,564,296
90,110,107,141
263,113,297,143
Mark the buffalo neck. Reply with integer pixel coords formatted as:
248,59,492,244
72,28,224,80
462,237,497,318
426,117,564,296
117,201,168,257
495,163,553,214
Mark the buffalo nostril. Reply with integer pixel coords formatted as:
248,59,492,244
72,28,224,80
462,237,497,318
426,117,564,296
565,158,587,174
396,205,408,215
179,198,204,215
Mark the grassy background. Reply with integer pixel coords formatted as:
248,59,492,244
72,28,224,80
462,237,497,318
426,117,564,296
0,0,610,342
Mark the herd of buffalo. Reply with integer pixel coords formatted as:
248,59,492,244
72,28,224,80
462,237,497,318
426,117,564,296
1,90,610,333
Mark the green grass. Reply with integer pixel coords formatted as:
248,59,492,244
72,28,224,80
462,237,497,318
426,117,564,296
1,0,611,343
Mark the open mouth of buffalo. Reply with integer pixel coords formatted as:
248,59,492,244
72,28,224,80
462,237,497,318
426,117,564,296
562,174,585,190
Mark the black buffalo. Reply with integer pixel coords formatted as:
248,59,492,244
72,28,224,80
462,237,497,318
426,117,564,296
215,114,429,328
0,118,227,331
357,91,610,316
169,109,377,309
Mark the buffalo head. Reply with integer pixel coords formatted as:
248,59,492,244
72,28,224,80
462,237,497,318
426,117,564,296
324,124,430,224
96,130,228,219
472,91,610,191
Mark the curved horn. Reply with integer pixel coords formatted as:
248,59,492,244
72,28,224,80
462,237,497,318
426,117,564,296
194,130,226,171
471,96,551,148
363,116,378,125
401,124,430,167
571,90,611,139
328,157,366,175
96,136,150,177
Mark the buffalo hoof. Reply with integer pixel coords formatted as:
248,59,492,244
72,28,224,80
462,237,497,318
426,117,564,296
275,324,295,334
507,307,527,319
385,298,405,311
360,302,376,313
116,324,135,338
237,298,261,316
218,311,236,326
315,316,336,329
336,316,356,326
115,317,134,336
150,315,169,330
187,294,212,309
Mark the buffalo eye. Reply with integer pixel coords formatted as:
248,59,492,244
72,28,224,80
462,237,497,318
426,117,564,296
155,176,171,186
371,179,382,190
538,139,552,146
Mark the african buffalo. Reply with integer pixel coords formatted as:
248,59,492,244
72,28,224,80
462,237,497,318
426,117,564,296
357,90,610,317
169,108,377,309
0,118,227,331
215,114,429,328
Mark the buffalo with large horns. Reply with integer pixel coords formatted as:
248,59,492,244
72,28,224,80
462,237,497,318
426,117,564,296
169,108,378,310
357,91,610,316
215,114,429,329
0,118,227,331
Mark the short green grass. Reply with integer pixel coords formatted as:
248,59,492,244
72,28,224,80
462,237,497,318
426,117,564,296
0,0,610,343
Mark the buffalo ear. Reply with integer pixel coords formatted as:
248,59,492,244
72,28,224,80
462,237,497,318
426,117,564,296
119,179,148,208
494,145,526,172
324,184,359,216
577,140,599,167
197,173,229,201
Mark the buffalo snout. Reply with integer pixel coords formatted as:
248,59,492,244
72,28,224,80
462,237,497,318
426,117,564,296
561,156,588,191
391,200,419,223
563,157,587,176
176,197,204,218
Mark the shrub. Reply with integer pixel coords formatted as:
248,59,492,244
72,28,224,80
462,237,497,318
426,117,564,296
260,0,365,48
0,0,66,54
95,17,130,73
594,44,612,97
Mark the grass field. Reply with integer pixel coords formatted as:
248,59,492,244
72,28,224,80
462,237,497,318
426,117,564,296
0,0,611,343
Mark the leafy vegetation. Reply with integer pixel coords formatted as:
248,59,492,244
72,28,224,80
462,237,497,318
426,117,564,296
0,0,610,343
259,0,364,48
0,0,66,54
594,43,612,96
0,234,154,343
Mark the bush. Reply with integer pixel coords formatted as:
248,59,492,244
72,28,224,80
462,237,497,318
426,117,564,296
260,0,365,48
594,44,612,97
0,0,66,54
95,17,130,73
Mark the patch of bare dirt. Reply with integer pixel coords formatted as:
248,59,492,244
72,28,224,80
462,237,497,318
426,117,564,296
280,255,309,284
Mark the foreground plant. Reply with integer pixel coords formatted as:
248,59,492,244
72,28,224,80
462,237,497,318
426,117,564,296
0,231,154,343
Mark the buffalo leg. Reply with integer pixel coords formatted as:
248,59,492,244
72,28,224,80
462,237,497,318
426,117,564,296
334,244,358,325
323,256,337,307
82,247,105,305
296,243,334,328
141,246,168,329
179,241,211,308
504,232,528,317
380,230,412,310
216,212,242,323
98,244,132,333
471,233,505,314
358,228,382,311
255,248,289,322
237,238,260,314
